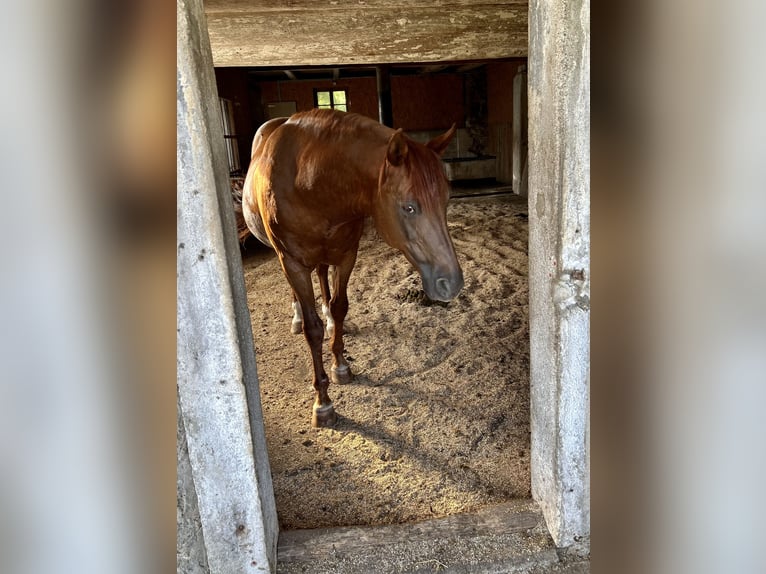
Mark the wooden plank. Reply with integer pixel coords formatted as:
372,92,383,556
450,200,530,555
205,0,528,13
493,122,514,183
278,500,544,562
205,4,527,66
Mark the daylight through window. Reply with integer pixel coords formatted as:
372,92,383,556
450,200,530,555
314,89,347,112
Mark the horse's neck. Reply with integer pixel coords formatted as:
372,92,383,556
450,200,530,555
323,133,389,217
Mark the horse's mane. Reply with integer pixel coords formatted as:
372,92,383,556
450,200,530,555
288,109,449,210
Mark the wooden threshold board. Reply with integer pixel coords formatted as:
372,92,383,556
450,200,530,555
277,499,561,574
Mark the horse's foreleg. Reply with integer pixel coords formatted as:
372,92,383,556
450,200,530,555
317,264,335,339
281,257,336,428
329,251,357,385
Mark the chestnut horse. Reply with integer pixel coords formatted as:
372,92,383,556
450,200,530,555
242,109,463,427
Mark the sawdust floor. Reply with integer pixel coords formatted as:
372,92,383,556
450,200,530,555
242,192,530,530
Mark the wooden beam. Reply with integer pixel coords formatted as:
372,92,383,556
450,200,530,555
204,0,528,13
419,64,450,74
376,65,393,127
283,69,297,80
205,2,528,67
455,62,485,73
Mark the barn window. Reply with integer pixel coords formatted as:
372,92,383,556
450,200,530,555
219,97,241,174
314,89,347,112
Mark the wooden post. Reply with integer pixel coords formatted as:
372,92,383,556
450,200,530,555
376,65,393,127
512,64,528,194
177,0,278,571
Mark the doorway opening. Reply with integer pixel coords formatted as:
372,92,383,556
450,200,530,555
218,60,531,531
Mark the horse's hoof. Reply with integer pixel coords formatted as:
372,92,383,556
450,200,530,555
291,320,303,335
331,364,352,385
311,404,336,428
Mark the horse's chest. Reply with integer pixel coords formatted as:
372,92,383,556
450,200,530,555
277,217,362,266
322,219,360,243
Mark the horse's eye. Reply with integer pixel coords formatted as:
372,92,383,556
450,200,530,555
401,202,418,216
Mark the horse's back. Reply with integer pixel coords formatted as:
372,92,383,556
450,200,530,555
244,110,388,261
243,112,341,246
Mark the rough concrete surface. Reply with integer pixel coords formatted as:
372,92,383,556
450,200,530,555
528,0,590,547
177,401,209,574
177,0,278,571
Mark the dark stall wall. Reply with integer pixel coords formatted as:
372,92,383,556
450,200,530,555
487,60,524,183
214,68,255,171
487,61,520,125
257,74,465,132
259,77,379,120
391,74,465,131
215,67,534,155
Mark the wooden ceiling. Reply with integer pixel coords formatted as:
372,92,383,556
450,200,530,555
241,60,520,84
203,0,528,67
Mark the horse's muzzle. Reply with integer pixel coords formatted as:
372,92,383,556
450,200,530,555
428,269,464,302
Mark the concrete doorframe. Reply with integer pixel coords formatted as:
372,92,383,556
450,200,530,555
528,0,590,547
177,0,278,571
177,0,589,570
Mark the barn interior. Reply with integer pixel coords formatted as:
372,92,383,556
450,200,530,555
213,56,533,529
178,1,589,572
215,60,525,190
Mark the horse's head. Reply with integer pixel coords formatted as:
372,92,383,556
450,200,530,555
374,126,464,302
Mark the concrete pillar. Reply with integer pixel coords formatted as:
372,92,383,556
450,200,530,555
528,0,590,548
177,397,210,574
512,64,528,195
376,65,393,127
177,0,278,572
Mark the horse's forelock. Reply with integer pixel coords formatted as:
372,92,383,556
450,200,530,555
405,143,449,211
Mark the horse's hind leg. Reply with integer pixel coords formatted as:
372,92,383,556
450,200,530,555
293,266,331,337
290,291,303,334
317,264,335,340
280,256,336,427
328,251,357,385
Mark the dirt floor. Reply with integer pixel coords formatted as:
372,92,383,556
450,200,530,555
241,189,530,531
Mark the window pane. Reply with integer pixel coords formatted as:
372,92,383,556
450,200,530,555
332,90,346,105
316,91,331,106
335,104,347,112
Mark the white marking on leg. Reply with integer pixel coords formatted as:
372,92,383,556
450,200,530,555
291,301,303,333
322,303,335,335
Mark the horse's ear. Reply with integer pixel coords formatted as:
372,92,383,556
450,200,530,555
426,124,457,156
386,129,409,167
